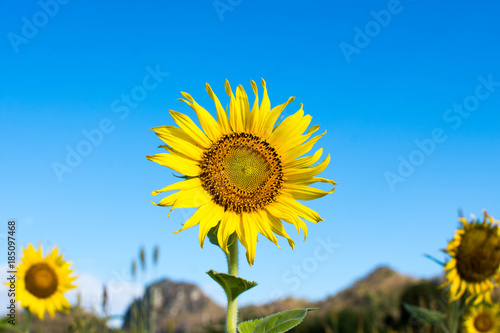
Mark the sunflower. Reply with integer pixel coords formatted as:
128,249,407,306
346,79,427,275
463,304,500,333
147,79,336,265
15,244,77,319
441,211,500,304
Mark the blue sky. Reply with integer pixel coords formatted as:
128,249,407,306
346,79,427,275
1,0,500,317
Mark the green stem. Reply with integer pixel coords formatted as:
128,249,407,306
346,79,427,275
449,298,461,333
24,308,31,333
226,239,239,333
131,302,137,333
439,320,450,333
150,286,156,333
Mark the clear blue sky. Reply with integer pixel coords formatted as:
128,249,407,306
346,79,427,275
1,0,500,314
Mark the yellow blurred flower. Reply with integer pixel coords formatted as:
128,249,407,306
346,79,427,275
14,244,77,319
463,303,500,333
441,211,500,304
147,79,336,265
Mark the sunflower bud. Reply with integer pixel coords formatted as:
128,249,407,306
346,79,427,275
102,284,108,316
139,247,146,271
153,246,159,266
131,260,137,279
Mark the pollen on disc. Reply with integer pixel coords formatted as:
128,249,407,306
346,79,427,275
200,133,284,213
224,146,270,193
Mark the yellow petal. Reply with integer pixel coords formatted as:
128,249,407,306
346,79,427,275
260,96,295,140
447,269,457,281
254,210,278,246
174,203,212,233
247,80,261,134
48,248,59,262
266,202,308,239
285,148,323,169
157,144,197,163
152,178,202,196
283,130,326,164
169,110,212,148
151,126,204,160
146,153,199,176
445,259,456,271
225,80,246,132
59,295,71,309
285,154,331,182
198,203,224,247
293,176,338,187
484,291,493,303
269,104,312,152
456,280,467,299
264,211,295,249
260,78,271,113
47,298,56,317
450,276,461,298
279,195,324,223
153,187,211,214
237,213,258,265
217,211,238,254
470,293,482,305
179,92,222,141
283,184,335,201
205,83,231,134
251,79,271,137
236,85,250,131
35,303,45,320
151,125,202,146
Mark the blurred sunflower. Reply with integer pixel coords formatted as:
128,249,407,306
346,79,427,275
147,79,336,265
441,211,500,304
15,244,77,319
463,304,500,333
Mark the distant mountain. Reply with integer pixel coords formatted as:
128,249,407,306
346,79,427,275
1,266,445,333
120,265,420,332
122,279,225,333
238,266,419,332
316,266,417,317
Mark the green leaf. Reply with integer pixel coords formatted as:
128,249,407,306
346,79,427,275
207,270,257,301
207,224,220,247
403,303,446,324
207,225,236,249
423,254,445,267
238,308,317,333
0,317,22,331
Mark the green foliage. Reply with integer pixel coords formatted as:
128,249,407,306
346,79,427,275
399,280,443,331
207,224,236,249
0,316,22,332
207,270,257,300
403,303,446,324
337,308,360,333
238,309,316,333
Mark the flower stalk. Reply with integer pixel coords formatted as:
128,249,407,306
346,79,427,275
24,309,31,333
226,239,239,333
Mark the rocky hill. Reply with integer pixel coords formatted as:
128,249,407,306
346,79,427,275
0,266,441,333
122,279,225,333
317,266,417,317
121,265,420,332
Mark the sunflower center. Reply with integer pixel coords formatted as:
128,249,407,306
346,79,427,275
25,263,58,299
224,147,270,192
474,313,493,332
200,133,283,213
456,226,500,282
